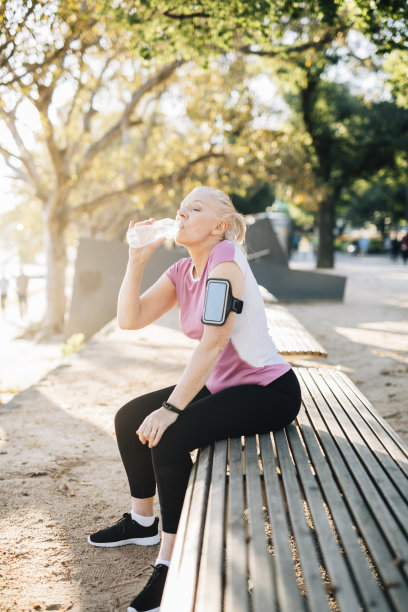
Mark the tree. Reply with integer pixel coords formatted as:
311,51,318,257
110,0,408,267
292,66,408,265
0,4,230,335
3,3,298,334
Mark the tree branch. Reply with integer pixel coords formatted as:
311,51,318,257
82,54,119,132
0,107,47,197
0,145,23,163
0,144,41,191
29,83,69,188
76,59,185,176
163,9,210,20
97,205,135,239
2,21,99,87
239,28,345,58
68,151,225,221
3,161,31,186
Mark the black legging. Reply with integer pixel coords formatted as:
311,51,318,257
114,368,301,533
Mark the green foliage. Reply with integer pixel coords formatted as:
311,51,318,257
368,237,386,254
334,237,351,252
61,333,85,357
384,50,408,108
353,0,408,53
287,202,316,230
311,81,408,185
231,183,275,215
105,0,408,65
334,237,385,254
290,71,408,212
340,173,408,228
104,0,276,62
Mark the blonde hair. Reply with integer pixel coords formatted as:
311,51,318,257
192,186,247,246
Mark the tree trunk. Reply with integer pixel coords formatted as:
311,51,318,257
41,208,67,336
317,196,335,268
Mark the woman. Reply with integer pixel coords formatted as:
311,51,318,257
88,186,301,612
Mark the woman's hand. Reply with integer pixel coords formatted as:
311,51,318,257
128,219,166,264
137,407,179,448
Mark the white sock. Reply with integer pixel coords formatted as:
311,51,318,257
130,510,155,527
156,559,170,568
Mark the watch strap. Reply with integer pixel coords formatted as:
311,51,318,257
162,401,183,415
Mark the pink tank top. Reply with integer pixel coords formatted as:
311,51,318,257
166,240,291,393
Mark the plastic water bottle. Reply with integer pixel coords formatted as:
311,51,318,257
126,218,180,248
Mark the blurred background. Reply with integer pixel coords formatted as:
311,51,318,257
1,0,407,401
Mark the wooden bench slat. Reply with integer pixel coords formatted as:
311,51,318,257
244,435,277,612
161,446,212,612
274,428,332,612
265,304,327,358
194,440,228,612
331,369,408,478
336,372,408,464
224,437,250,612
161,454,200,612
267,309,306,355
259,433,306,611
296,404,390,610
305,368,408,565
285,423,363,610
322,369,408,509
297,368,408,610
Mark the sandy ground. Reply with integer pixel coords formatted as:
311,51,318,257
0,252,407,611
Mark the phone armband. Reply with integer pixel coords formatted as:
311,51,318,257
201,278,243,326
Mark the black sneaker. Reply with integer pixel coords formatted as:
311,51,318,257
88,513,160,547
128,563,169,612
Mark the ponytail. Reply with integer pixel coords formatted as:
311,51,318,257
224,210,247,245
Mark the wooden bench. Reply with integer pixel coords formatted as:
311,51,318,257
161,366,408,612
257,286,327,359
265,303,327,359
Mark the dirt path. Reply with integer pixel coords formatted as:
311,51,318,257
0,313,196,612
0,254,407,611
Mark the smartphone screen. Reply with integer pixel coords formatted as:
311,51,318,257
203,280,228,324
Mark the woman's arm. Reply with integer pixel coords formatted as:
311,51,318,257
137,260,244,447
117,220,177,330
167,260,243,407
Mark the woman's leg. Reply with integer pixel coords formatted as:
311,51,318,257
153,369,301,535
88,386,177,548
114,384,211,510
114,385,177,501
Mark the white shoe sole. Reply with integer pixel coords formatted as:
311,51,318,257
127,607,159,612
87,534,160,547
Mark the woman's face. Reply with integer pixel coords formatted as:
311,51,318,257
176,188,224,247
